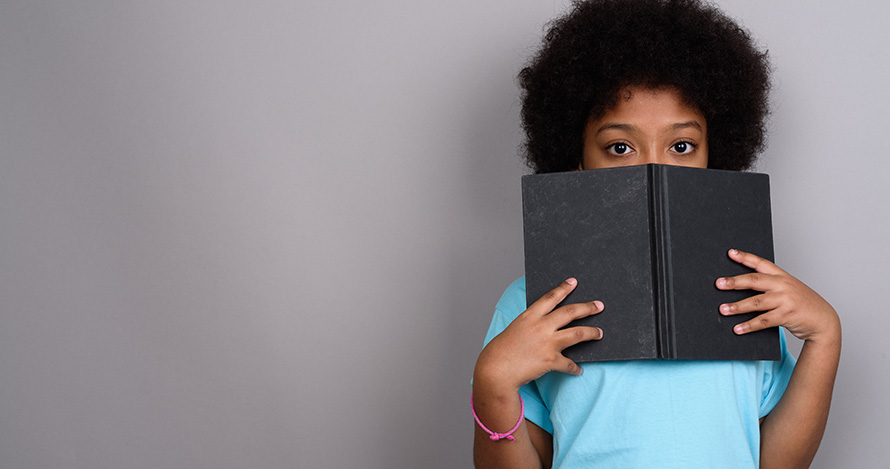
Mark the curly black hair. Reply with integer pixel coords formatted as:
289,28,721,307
519,0,770,173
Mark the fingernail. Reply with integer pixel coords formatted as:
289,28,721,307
593,300,604,310
729,249,739,256
733,324,745,334
720,304,731,315
597,327,604,338
716,278,726,288
566,278,577,286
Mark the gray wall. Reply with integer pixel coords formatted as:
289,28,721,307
1,1,887,467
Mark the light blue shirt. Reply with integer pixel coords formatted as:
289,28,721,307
483,277,796,468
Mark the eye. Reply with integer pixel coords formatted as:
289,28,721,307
671,141,695,155
607,142,632,156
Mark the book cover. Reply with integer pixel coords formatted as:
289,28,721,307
522,164,780,362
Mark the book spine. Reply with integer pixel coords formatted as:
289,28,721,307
649,165,675,359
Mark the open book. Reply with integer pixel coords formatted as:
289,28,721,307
522,164,780,362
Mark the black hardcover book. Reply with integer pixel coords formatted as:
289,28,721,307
522,164,780,362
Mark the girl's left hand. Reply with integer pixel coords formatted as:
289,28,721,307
715,249,841,347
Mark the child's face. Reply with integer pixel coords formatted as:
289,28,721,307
581,86,708,170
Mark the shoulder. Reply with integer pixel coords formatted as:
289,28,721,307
494,277,527,320
482,277,527,347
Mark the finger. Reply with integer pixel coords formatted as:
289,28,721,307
732,312,778,335
555,325,604,349
719,293,778,316
554,356,585,376
715,272,779,292
528,278,579,316
548,300,604,326
727,249,785,275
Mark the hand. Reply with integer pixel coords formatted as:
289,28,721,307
716,249,840,346
474,278,604,393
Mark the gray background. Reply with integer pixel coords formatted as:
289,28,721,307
1,1,887,467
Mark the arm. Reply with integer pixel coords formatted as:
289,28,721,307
473,279,603,469
717,249,841,469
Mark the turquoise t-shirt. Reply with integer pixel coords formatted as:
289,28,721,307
483,277,796,469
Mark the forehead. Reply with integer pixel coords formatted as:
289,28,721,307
595,87,705,124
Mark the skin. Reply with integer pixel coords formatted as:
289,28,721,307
580,86,708,170
473,86,841,469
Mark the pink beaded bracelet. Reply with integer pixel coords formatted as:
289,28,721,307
471,393,525,441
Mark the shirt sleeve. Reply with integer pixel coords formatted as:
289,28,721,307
759,328,797,418
481,277,554,434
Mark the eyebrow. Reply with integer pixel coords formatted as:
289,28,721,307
595,120,704,135
596,123,637,135
671,121,703,131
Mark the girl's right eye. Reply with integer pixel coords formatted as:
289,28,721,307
607,142,631,155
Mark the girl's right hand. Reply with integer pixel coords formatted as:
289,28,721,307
473,278,604,394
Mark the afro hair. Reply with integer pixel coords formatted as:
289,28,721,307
519,0,771,173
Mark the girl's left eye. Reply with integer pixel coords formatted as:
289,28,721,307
671,141,695,155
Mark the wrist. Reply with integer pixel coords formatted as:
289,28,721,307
803,330,842,356
474,348,524,398
473,365,521,403
804,315,842,351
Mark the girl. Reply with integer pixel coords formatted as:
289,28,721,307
472,1,841,468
